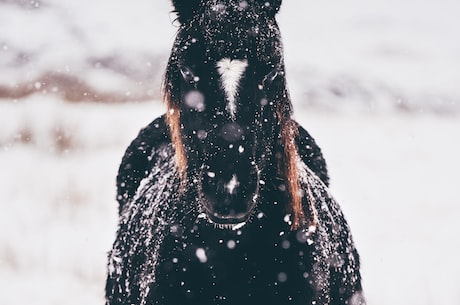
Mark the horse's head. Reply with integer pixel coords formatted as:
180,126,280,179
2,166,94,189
164,0,306,229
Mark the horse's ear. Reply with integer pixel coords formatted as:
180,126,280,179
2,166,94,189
171,0,202,24
256,0,282,16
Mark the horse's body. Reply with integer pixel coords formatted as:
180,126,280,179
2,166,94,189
106,1,364,304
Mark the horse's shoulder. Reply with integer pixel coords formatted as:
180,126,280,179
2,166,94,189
294,121,330,186
297,164,363,300
116,115,172,211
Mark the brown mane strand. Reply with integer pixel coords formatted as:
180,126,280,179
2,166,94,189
277,114,318,231
165,98,188,190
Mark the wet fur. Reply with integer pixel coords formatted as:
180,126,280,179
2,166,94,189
115,115,329,213
106,0,364,304
107,116,364,305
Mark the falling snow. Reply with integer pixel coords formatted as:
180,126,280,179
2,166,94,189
226,240,236,249
2,96,460,305
184,90,206,112
2,0,460,304
195,248,208,263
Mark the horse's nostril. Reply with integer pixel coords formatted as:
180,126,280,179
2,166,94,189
219,122,244,142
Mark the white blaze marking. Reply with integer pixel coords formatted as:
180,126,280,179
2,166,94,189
216,58,248,120
224,174,240,195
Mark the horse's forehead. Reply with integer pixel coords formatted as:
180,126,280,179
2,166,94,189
203,0,259,20
179,6,280,64
201,4,259,48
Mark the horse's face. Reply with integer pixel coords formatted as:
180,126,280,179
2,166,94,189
168,0,286,227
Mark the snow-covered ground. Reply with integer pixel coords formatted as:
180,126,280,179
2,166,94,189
1,0,460,304
280,0,460,113
0,98,163,305
1,99,459,305
298,111,460,305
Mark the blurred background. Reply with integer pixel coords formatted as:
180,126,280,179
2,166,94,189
1,0,459,304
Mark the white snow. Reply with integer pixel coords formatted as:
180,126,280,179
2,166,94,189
195,248,208,263
278,0,460,112
227,240,236,250
3,99,459,305
1,0,460,305
184,90,206,112
2,0,458,111
296,111,460,305
224,174,240,195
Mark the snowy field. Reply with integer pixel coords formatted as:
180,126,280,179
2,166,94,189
1,1,460,305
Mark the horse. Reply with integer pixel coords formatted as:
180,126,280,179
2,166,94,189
105,1,365,304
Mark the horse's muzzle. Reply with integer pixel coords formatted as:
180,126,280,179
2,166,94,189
198,162,259,228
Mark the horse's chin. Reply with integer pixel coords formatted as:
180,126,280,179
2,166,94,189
204,211,252,230
206,215,249,230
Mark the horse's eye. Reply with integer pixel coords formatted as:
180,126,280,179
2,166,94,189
179,65,198,84
259,68,279,90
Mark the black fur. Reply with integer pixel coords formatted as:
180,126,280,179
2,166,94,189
171,0,201,24
107,117,364,305
106,1,364,304
171,0,282,24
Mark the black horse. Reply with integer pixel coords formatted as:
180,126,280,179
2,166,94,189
106,1,364,304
